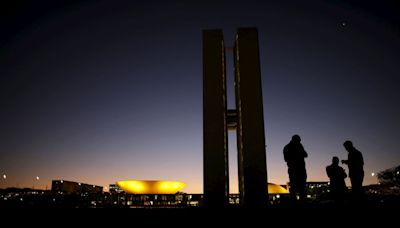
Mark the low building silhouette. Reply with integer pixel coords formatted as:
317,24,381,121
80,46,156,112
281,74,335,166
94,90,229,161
51,180,103,194
109,184,123,194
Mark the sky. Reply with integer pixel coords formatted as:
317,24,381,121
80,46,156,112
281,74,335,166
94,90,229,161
0,0,399,193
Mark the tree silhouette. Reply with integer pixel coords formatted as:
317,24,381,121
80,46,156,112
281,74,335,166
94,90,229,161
377,165,400,187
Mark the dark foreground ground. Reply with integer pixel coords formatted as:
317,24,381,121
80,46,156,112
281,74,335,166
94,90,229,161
2,199,398,226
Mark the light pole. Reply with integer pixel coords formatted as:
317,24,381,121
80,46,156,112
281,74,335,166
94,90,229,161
1,174,7,189
33,176,39,190
371,171,379,185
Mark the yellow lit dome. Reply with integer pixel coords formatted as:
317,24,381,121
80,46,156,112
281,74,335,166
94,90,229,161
116,180,186,194
268,183,289,194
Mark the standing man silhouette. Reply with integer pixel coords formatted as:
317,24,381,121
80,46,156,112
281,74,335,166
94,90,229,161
326,156,347,201
341,140,364,197
283,135,308,202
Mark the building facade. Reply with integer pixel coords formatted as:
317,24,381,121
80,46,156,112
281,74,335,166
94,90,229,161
51,180,103,194
203,28,268,207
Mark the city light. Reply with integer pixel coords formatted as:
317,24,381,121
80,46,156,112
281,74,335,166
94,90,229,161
116,180,186,194
2,174,6,179
267,183,289,194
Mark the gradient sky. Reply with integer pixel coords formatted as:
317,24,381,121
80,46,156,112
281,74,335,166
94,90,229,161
0,0,399,193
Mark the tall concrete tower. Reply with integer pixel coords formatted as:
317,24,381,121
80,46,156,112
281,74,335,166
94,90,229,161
203,28,268,208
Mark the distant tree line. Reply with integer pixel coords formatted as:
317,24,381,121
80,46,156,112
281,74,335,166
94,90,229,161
377,165,400,187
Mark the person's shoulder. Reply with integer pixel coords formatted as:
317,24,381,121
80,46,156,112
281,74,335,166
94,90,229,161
283,143,290,150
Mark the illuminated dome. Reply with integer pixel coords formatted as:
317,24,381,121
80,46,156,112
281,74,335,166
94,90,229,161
116,180,186,194
268,183,289,194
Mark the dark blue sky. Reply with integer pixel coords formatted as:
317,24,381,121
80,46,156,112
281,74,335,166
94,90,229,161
0,0,399,192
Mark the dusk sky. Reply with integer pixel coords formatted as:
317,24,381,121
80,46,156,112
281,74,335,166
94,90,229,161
1,0,399,193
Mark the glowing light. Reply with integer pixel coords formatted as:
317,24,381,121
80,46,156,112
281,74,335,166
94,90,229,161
2,175,6,179
397,171,399,175
268,183,289,194
116,180,186,194
371,172,375,177
36,176,40,180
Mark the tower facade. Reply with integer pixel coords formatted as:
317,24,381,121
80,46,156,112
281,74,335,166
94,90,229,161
203,28,268,207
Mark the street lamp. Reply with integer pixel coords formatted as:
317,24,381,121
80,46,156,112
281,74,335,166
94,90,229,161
371,172,379,185
33,176,40,190
2,174,6,180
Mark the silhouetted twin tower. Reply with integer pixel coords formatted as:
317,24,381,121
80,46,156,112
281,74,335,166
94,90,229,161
203,28,268,207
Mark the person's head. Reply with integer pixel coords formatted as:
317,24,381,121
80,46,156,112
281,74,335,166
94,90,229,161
291,134,301,143
343,140,353,151
332,156,339,165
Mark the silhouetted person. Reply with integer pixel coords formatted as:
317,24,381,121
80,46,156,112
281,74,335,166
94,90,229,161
283,135,308,202
326,156,347,202
341,140,364,198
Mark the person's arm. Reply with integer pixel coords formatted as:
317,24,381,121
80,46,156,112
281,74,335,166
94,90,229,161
301,145,308,158
326,166,331,178
341,167,347,178
283,146,289,163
